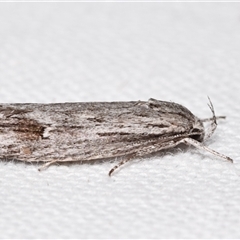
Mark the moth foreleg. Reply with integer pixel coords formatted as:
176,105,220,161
180,138,233,163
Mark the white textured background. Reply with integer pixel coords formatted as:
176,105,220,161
0,3,240,239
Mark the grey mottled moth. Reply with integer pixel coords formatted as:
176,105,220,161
0,98,233,175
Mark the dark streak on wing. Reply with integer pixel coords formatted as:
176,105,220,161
13,118,45,140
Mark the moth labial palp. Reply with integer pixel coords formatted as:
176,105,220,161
0,98,233,176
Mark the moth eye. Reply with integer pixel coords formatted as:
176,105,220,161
190,128,204,142
191,128,199,133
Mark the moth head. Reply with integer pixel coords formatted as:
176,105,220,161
190,119,205,142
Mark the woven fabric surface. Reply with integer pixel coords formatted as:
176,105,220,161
0,3,240,238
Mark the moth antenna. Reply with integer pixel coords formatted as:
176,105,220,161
204,97,217,140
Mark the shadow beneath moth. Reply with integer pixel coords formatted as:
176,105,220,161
0,98,233,175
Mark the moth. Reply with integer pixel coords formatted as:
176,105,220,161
0,98,233,175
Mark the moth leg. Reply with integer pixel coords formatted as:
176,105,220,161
180,138,233,163
108,139,188,176
109,136,233,176
109,153,136,176
38,160,58,171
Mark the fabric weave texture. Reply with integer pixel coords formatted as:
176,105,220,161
0,3,240,238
